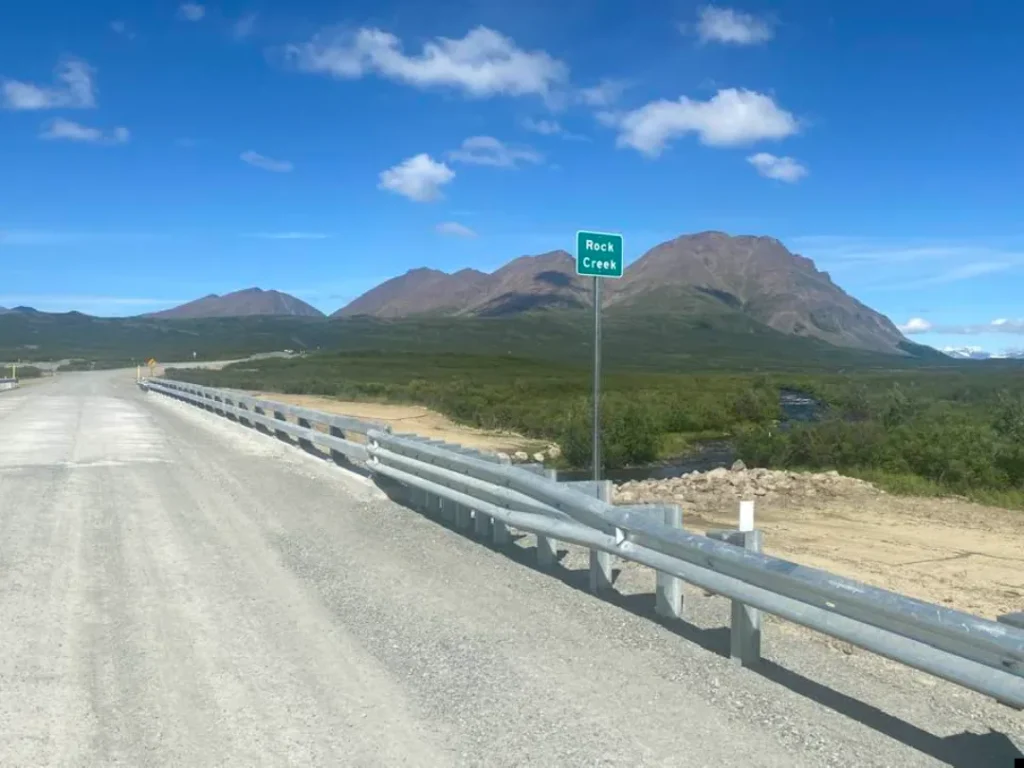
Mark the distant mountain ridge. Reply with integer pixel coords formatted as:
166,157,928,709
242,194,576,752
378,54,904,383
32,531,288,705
335,231,910,354
333,251,591,319
943,346,1024,360
146,288,324,319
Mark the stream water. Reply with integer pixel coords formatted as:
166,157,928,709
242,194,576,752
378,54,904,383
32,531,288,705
559,389,825,483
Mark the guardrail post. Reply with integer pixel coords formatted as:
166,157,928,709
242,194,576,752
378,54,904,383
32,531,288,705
434,492,451,523
490,452,514,546
561,479,614,593
656,505,684,621
329,425,348,466
731,529,763,667
708,525,764,668
452,501,470,530
472,505,491,539
236,401,251,426
589,481,614,594
273,409,290,441
297,416,314,451
519,466,559,567
253,405,268,433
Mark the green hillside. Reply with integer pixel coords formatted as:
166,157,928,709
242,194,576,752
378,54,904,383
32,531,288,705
0,308,946,372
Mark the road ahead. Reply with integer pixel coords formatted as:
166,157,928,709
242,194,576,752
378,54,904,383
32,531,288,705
0,372,1021,767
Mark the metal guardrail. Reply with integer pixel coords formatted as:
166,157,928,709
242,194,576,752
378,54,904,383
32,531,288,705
0,378,19,391
142,377,1024,709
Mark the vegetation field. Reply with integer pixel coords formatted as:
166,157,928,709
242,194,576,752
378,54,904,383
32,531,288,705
166,350,1024,508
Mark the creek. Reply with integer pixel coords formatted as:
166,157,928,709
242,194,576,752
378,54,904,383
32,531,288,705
558,388,825,482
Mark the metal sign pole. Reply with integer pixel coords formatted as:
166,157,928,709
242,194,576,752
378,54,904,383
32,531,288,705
592,276,602,482
575,229,621,484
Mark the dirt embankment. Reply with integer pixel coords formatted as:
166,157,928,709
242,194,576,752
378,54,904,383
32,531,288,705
616,465,1024,620
251,392,551,456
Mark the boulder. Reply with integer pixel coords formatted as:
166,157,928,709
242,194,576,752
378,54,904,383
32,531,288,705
731,459,747,471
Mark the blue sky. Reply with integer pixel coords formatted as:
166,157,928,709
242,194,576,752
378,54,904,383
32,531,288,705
2,1,1022,354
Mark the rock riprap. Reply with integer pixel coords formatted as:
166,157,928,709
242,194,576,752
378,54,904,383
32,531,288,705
614,466,880,506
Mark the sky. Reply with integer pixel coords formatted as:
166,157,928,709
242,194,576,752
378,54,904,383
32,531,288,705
1,0,1023,355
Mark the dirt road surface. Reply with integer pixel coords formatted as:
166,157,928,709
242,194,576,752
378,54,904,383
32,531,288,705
0,372,1020,767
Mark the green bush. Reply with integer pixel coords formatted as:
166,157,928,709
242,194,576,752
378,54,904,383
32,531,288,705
559,396,659,470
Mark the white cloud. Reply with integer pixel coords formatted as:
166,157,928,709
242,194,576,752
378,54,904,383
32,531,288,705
40,119,129,145
914,261,1013,285
378,154,454,202
110,21,136,40
522,118,562,135
286,26,568,99
178,3,205,21
747,152,807,182
448,136,542,168
898,317,933,334
695,6,774,45
240,150,294,172
247,232,330,240
607,88,798,156
436,221,476,238
578,78,627,107
233,13,258,40
909,318,1024,336
2,57,96,111
521,117,588,141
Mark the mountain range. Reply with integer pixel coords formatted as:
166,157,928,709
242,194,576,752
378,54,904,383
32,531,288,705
332,231,908,354
3,231,953,359
941,346,1024,361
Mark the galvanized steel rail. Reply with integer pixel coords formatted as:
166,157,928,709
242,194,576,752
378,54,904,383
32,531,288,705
142,377,1024,709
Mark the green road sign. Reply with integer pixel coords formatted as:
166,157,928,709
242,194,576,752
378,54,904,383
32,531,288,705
575,230,623,278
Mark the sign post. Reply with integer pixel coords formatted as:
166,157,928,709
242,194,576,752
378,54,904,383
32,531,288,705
575,230,624,481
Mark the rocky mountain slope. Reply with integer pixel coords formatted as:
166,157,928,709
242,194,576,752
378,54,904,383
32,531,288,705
334,268,491,318
608,232,906,352
146,288,324,319
335,231,910,353
332,251,591,318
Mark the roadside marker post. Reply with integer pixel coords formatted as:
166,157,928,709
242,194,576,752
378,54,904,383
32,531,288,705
575,230,624,482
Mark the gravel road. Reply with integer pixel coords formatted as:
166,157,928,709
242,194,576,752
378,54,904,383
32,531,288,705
0,371,1021,767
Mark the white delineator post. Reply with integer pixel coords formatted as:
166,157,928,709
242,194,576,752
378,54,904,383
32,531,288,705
732,500,762,667
739,500,755,533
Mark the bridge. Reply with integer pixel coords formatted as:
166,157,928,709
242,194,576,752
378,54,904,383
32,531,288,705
0,370,1021,766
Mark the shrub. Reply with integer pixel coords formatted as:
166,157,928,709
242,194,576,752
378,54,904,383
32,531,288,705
559,396,659,470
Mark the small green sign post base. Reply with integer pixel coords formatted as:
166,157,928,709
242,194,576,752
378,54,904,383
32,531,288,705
575,230,624,482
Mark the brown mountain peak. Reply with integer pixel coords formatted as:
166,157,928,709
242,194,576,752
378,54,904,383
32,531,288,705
146,287,324,319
